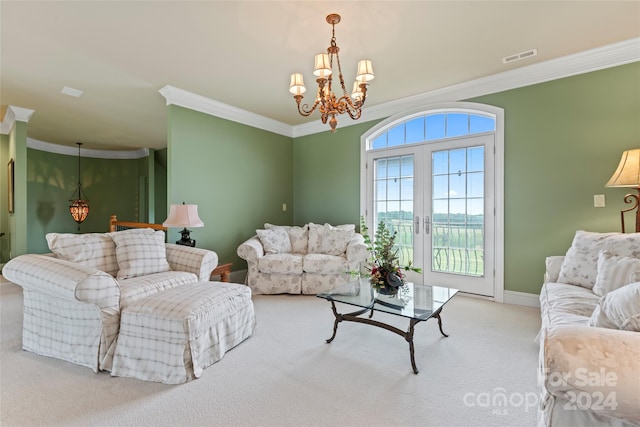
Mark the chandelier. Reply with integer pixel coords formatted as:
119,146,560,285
289,13,374,133
69,142,89,227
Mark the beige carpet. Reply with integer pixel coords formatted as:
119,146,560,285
0,279,541,427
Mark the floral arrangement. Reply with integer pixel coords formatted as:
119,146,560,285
360,217,421,294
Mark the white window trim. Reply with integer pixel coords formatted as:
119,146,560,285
360,101,505,303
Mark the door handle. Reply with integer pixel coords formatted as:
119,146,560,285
415,216,420,234
425,216,430,234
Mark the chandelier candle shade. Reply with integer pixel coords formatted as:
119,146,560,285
606,148,640,233
69,142,89,228
162,202,204,247
289,13,374,133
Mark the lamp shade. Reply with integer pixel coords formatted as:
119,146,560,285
163,203,204,228
313,53,332,78
351,81,364,100
606,149,640,187
289,73,306,95
356,59,374,82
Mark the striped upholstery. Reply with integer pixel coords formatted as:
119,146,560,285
112,230,170,280
165,243,219,281
119,271,198,308
2,254,121,371
112,282,255,384
46,232,119,277
3,237,220,373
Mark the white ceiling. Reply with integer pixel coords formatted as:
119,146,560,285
1,1,639,151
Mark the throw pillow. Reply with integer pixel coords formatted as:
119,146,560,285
112,229,170,280
557,230,640,289
308,223,355,255
46,232,119,277
589,282,640,331
264,223,308,254
257,228,292,254
593,250,640,296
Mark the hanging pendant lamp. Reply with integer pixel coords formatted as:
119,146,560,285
69,142,89,228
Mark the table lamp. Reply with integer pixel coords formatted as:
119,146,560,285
162,202,204,246
605,149,640,233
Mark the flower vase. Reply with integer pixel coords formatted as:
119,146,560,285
377,285,398,296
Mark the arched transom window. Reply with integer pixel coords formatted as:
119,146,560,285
368,111,496,151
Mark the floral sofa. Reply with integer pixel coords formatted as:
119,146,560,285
2,228,218,373
538,230,640,427
237,222,368,294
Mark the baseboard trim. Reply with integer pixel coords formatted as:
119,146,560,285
503,290,540,308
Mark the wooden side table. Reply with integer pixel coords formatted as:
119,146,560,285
210,263,232,282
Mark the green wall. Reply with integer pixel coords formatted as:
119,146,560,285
166,105,293,268
9,121,28,257
291,62,640,295
470,62,640,294
26,149,149,254
10,62,639,296
293,119,381,226
0,134,9,262
154,148,168,224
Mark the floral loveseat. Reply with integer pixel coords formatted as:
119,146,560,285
538,230,640,427
237,222,368,294
2,228,218,373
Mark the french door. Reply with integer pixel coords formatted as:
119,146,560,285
366,134,495,296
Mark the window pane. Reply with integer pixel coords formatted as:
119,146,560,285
388,124,405,147
470,115,495,133
468,198,484,217
400,177,413,200
432,150,448,175
406,117,425,143
426,114,445,140
449,199,466,215
467,172,484,198
387,201,400,215
401,201,413,220
432,199,449,217
376,159,387,179
375,180,387,201
387,157,401,179
446,114,469,137
432,175,449,199
388,177,400,201
449,173,466,198
372,134,387,149
401,156,414,177
467,146,484,172
449,148,466,173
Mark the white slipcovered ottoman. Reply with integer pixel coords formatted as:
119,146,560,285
111,282,255,384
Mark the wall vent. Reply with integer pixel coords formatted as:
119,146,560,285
502,49,538,64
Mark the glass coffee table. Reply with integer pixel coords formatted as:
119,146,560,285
317,279,458,374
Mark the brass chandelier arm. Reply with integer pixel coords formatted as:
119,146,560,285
294,96,320,117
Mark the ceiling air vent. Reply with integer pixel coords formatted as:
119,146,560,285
502,49,538,64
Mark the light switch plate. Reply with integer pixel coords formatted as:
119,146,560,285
594,194,606,207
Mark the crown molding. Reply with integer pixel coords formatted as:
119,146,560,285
159,85,294,138
0,107,15,135
27,138,149,159
4,38,638,142
293,37,639,137
10,105,36,123
159,38,639,139
0,105,36,135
